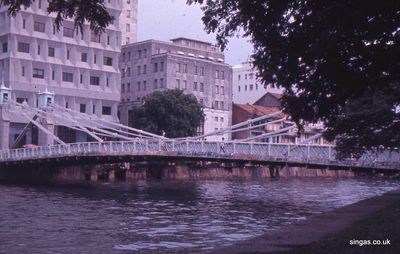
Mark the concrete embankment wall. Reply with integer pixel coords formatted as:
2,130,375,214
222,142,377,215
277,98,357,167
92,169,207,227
0,162,356,183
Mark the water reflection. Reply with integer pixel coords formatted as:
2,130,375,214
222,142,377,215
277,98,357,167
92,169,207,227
0,178,398,254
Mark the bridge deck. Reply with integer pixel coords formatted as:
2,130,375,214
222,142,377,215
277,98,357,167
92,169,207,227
1,141,399,171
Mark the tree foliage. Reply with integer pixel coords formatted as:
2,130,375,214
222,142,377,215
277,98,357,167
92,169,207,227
1,0,113,33
131,89,204,138
188,0,400,157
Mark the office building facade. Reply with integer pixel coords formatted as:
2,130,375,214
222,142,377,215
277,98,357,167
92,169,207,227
119,38,233,141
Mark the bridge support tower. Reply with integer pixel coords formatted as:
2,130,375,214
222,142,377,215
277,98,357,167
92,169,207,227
38,89,56,146
0,82,11,150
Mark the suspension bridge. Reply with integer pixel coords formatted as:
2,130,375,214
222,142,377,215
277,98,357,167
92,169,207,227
0,87,399,173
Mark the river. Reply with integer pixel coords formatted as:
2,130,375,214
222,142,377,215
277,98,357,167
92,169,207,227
0,178,398,253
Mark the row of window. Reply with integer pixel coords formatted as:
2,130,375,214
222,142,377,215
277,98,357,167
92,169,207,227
21,19,116,44
79,104,112,115
16,42,114,66
22,66,107,86
121,48,148,61
238,73,254,81
238,84,259,92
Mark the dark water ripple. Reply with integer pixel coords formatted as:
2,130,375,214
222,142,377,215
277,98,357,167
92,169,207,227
0,178,398,254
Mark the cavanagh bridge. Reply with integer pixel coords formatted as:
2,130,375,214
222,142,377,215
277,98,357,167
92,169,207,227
0,88,399,180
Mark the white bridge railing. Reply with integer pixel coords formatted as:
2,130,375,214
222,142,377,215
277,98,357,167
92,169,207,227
0,140,399,170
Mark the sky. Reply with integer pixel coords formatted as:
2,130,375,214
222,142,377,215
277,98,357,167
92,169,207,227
137,0,253,65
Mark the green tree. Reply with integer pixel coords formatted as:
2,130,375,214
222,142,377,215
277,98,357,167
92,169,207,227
131,89,204,138
1,0,112,33
188,0,400,157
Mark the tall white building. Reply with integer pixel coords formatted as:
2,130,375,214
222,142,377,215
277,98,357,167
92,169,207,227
232,61,283,104
0,0,135,147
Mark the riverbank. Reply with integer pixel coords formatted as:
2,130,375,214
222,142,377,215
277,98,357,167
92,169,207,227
212,189,400,254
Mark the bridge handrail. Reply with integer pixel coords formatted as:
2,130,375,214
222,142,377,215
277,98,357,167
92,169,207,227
0,140,399,170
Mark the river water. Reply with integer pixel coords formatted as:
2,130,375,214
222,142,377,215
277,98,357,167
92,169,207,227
0,178,398,254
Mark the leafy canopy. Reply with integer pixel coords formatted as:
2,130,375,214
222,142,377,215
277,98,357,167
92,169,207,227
131,89,204,139
1,0,113,33
188,0,400,157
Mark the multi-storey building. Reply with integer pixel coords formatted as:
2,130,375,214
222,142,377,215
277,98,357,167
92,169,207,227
0,0,135,147
120,0,137,45
119,38,233,141
232,61,283,104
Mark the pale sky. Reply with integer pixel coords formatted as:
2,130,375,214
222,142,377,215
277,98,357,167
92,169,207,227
137,0,253,65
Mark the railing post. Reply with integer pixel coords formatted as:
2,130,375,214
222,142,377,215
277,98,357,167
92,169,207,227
250,143,253,154
268,143,271,156
328,146,332,160
201,140,204,152
186,140,189,152
233,142,236,154
287,144,290,157
172,140,175,151
145,139,149,151
307,144,311,160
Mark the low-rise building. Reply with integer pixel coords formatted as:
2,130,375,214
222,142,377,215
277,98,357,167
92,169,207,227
119,38,233,141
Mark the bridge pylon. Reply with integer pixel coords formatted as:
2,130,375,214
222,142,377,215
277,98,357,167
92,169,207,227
0,79,10,150
38,89,56,146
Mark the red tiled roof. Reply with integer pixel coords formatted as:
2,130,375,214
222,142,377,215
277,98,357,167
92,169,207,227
234,104,285,118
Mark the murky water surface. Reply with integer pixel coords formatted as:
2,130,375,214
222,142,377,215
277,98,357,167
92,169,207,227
0,178,398,253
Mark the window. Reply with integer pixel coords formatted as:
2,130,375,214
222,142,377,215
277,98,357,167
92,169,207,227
245,85,248,91
80,74,83,84
121,83,125,93
90,76,100,86
249,73,253,79
103,57,113,66
194,65,198,75
256,84,259,90
2,43,7,53
107,36,110,45
137,66,141,75
16,98,28,104
143,49,147,58
137,50,141,59
215,86,219,94
220,101,224,109
200,67,205,76
160,62,164,71
127,52,131,61
126,23,130,32
216,70,220,79
127,83,130,92
37,45,41,55
66,49,70,60
176,63,181,72
221,86,225,95
183,64,187,73
22,66,25,76
154,79,158,89
154,63,158,72
194,82,198,91
22,19,26,29
52,70,55,80
250,84,254,91
176,79,180,89
33,68,44,79
215,117,218,122
102,106,111,115
159,79,163,88
238,86,241,92
221,71,225,80
48,47,55,57
34,21,45,32
63,27,74,38
62,72,73,82
80,104,86,113
143,65,147,74
238,75,241,81
122,53,126,62
245,74,248,80
18,42,30,53
127,10,131,18
91,31,100,43
220,117,224,122
183,80,187,90
93,105,96,114
94,55,97,64
81,53,87,62
143,81,147,90
137,81,141,91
